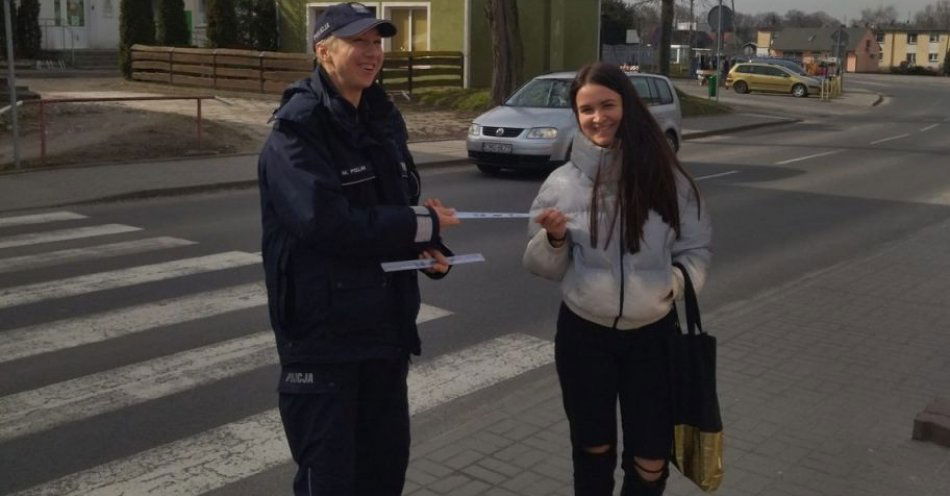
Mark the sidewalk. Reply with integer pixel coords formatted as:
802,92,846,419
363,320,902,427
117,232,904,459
404,218,950,496
0,113,795,213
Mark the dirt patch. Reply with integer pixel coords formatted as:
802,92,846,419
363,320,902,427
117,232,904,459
1,76,477,170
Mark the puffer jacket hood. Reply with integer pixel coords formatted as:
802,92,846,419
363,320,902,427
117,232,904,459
523,132,713,330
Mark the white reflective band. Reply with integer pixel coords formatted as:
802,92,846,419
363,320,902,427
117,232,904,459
455,212,531,219
381,253,485,272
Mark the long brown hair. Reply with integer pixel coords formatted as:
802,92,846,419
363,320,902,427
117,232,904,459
570,62,700,253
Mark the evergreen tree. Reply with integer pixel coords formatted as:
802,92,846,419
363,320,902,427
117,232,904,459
1,0,18,61
156,0,190,46
248,0,278,50
15,0,41,58
206,0,240,48
119,0,156,78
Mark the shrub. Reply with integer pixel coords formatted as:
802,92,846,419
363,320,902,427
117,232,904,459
156,0,190,46
206,0,241,48
238,0,278,50
119,0,156,78
15,0,41,59
0,0,15,60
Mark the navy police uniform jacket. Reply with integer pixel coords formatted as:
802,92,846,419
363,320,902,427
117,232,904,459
258,67,444,365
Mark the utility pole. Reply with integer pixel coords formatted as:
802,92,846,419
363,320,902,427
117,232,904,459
716,0,723,101
4,0,21,170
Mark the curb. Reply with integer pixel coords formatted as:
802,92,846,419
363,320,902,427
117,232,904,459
682,118,800,140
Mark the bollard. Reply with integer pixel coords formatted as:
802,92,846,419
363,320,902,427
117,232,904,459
707,75,718,98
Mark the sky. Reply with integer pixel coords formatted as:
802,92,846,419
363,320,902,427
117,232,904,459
729,0,936,23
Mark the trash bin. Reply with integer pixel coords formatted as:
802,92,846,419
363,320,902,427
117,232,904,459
707,75,718,98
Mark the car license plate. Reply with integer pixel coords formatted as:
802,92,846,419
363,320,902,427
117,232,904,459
483,142,512,153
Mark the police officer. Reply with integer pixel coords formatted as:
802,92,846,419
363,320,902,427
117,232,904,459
257,3,460,494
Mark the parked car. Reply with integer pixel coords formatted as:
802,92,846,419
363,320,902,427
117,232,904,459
466,71,682,174
725,63,822,98
732,57,807,76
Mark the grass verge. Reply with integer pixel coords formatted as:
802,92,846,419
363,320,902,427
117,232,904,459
676,89,732,117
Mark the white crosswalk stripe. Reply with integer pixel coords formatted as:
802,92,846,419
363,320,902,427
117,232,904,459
0,211,87,228
0,283,266,364
0,224,142,250
0,214,554,496
0,303,458,440
0,251,261,310
11,334,554,496
0,236,196,274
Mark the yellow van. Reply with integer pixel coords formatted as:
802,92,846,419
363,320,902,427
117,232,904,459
725,63,822,98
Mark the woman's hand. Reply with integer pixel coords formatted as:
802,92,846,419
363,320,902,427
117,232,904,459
534,208,569,246
425,198,460,229
419,247,450,274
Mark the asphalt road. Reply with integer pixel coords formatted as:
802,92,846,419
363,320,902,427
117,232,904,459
1,73,948,495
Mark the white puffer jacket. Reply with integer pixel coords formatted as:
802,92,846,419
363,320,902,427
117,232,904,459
523,133,712,330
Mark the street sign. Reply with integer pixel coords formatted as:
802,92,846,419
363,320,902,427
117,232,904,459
707,5,734,32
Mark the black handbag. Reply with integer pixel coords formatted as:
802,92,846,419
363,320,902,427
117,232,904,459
669,263,724,492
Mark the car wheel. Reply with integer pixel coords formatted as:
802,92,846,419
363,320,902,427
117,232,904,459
792,83,807,98
476,164,501,175
734,81,748,94
665,131,679,154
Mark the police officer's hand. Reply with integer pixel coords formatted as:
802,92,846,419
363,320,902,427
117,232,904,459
534,208,569,246
419,247,450,274
425,198,460,229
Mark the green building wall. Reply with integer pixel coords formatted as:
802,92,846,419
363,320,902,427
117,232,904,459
277,0,600,89
469,0,599,88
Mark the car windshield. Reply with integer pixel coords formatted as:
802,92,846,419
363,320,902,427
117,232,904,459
505,78,572,108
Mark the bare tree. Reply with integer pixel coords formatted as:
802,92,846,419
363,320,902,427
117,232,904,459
853,5,898,28
914,0,950,29
659,0,674,75
485,0,524,106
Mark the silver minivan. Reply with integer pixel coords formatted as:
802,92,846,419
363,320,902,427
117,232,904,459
467,71,682,174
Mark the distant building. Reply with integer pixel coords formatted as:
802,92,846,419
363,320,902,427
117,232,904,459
757,27,880,73
876,27,950,71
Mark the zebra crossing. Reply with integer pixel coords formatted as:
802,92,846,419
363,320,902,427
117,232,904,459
0,210,555,495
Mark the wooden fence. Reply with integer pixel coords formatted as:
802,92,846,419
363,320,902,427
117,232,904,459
130,45,463,95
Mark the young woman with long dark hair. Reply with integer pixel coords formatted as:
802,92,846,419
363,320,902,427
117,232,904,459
523,62,712,495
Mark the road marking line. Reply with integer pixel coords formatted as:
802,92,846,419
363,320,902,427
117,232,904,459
0,224,141,250
0,237,196,274
920,123,940,132
418,303,453,324
696,171,739,181
11,333,553,496
0,251,261,310
870,133,910,145
774,149,843,165
0,332,277,441
0,283,266,364
0,284,447,364
0,211,87,228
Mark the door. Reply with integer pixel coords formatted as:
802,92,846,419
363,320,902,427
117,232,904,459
86,0,120,48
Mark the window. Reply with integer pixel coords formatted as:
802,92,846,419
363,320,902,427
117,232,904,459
735,64,753,74
907,33,917,44
875,32,884,43
865,40,871,51
930,33,940,43
387,6,429,52
930,53,939,63
649,78,674,105
906,53,917,65
630,77,658,105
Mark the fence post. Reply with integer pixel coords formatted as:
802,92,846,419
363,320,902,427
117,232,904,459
407,51,413,96
168,48,174,85
39,100,47,164
212,50,218,90
196,98,203,147
259,53,265,93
